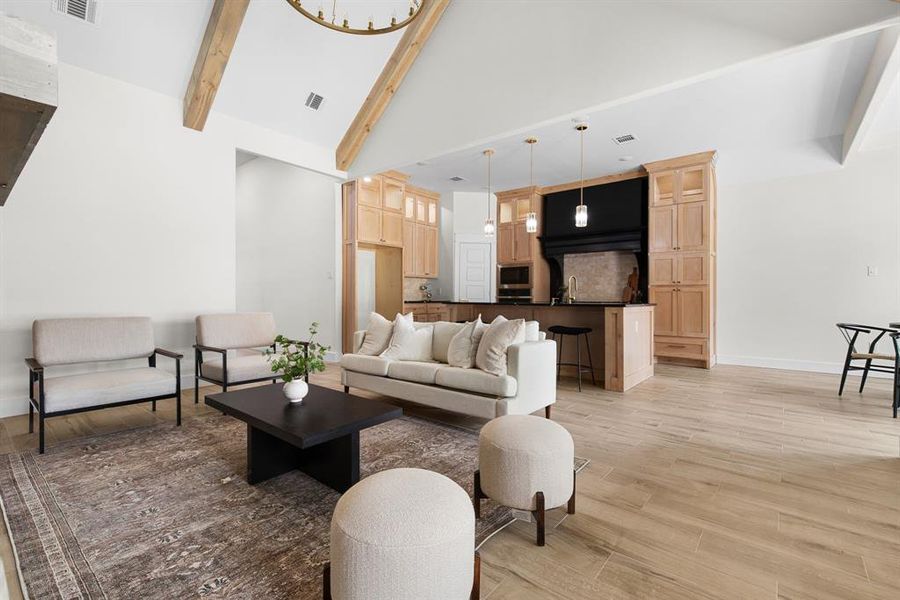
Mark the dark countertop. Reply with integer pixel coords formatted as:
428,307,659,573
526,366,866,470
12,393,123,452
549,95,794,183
403,300,653,308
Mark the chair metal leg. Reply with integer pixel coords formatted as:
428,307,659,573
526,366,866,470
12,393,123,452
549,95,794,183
194,349,200,404
555,333,562,381
838,347,854,396
584,333,596,386
175,359,182,427
576,336,582,392
28,403,33,434
38,414,45,454
859,358,873,393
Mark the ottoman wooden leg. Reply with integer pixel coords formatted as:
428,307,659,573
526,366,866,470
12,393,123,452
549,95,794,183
533,491,545,546
470,551,481,600
322,562,331,600
568,470,576,515
473,470,483,519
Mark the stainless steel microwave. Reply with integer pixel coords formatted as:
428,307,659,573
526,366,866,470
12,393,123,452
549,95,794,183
498,265,531,288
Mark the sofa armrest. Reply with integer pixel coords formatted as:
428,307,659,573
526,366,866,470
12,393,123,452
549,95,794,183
506,340,557,415
154,347,183,360
352,331,366,354
25,357,43,373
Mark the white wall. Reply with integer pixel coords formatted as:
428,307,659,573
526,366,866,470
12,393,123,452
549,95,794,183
718,143,900,373
450,192,497,301
0,64,337,417
235,157,341,353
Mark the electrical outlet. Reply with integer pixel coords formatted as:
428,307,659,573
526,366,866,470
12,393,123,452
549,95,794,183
867,266,879,277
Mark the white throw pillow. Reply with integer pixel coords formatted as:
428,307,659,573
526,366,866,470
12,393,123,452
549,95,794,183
357,312,394,356
381,313,434,361
447,317,487,368
475,316,526,376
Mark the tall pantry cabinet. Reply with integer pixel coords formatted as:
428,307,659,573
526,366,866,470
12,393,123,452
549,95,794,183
645,152,717,368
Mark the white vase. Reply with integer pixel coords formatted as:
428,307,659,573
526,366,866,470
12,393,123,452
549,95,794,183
283,379,308,403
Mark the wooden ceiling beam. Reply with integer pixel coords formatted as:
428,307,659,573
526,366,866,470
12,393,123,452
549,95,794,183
336,0,450,172
183,0,250,131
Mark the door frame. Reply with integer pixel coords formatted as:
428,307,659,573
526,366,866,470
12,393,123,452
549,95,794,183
453,233,496,302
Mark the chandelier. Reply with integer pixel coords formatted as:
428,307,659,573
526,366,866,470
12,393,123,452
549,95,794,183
285,0,424,35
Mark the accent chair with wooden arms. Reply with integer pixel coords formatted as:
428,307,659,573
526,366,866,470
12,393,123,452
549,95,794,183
836,323,898,406
193,312,284,402
25,317,182,454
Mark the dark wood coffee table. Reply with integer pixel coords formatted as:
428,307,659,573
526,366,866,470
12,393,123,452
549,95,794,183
206,383,401,492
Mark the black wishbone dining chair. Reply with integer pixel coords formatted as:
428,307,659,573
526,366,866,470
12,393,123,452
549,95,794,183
836,323,898,408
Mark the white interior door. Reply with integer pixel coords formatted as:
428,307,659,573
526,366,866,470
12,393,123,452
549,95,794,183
455,240,492,302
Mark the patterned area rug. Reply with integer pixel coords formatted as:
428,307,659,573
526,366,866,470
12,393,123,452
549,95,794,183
1,414,587,599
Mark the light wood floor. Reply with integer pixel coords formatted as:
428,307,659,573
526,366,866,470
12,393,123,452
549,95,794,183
1,364,898,599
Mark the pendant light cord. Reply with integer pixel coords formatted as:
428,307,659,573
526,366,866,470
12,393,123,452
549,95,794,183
487,151,492,219
579,127,585,207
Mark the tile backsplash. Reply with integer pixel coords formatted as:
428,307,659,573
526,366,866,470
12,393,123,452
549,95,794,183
563,251,638,301
403,277,431,301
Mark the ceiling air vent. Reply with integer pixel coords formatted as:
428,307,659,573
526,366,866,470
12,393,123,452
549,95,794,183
305,92,324,111
612,133,638,145
449,176,465,182
52,0,100,24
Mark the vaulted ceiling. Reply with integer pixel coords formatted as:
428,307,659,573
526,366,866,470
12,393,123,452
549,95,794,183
3,0,898,187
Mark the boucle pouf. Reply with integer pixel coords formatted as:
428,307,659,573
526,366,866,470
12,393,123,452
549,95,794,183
475,414,575,546
328,468,477,600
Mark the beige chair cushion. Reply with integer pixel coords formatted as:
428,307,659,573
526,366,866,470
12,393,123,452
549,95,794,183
330,468,474,600
388,361,443,385
340,354,392,377
479,415,574,511
35,367,175,413
33,317,154,366
382,314,434,361
201,349,279,383
358,312,394,356
195,313,276,349
475,316,526,376
432,321,466,363
435,366,517,397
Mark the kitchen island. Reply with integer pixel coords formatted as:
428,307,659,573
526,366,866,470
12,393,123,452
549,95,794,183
402,301,655,392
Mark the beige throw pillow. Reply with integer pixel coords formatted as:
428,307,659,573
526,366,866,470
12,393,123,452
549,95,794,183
475,316,526,376
447,317,487,368
381,313,434,361
357,312,394,355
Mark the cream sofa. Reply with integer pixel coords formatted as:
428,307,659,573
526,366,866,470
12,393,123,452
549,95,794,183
341,321,557,420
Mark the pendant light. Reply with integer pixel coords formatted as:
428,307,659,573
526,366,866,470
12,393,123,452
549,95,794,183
575,123,588,228
525,137,538,233
483,149,495,237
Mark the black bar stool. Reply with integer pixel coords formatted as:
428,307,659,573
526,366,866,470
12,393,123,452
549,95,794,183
547,325,596,392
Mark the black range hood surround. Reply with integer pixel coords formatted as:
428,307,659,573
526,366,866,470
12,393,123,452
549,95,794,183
539,177,649,299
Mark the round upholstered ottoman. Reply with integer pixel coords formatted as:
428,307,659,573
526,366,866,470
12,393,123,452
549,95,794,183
475,414,575,546
326,468,479,600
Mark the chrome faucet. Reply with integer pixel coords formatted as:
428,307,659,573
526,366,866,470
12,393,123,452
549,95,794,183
567,276,577,304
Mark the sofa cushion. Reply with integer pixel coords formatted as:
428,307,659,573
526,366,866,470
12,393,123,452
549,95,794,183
524,321,540,342
35,367,176,413
387,361,444,385
33,317,155,367
357,312,394,356
435,367,517,397
475,316,526,376
447,318,488,369
196,312,276,350
432,322,466,363
201,349,279,383
340,354,392,377
382,315,433,361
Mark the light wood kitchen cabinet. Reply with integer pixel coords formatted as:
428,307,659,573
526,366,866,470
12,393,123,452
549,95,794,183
413,225,427,276
426,196,439,226
498,224,515,264
513,222,532,262
649,205,677,252
649,287,677,336
381,211,404,246
649,252,709,285
424,226,439,277
382,178,404,213
357,205,382,244
677,201,709,251
402,220,415,275
645,152,717,367
404,194,416,220
358,177,382,207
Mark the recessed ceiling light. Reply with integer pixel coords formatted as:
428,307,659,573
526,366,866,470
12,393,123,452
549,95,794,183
618,156,633,162
362,176,372,183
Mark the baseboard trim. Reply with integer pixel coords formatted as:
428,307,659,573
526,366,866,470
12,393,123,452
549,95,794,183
716,354,894,379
